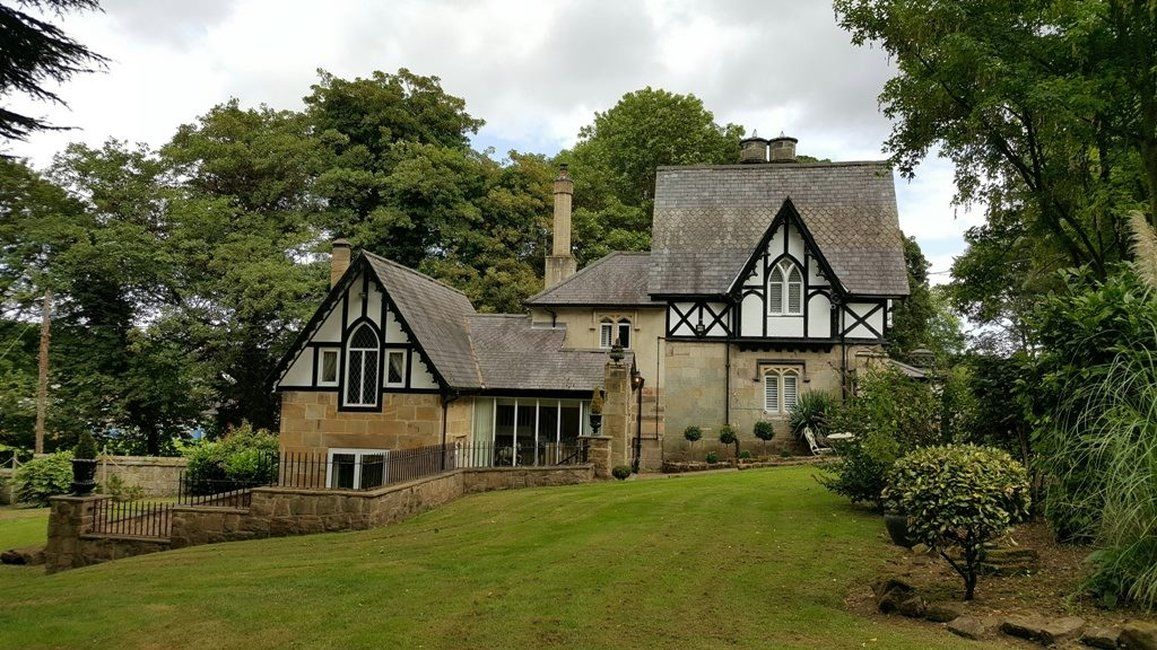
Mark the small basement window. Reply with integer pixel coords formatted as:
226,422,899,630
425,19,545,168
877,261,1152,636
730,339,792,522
327,448,387,490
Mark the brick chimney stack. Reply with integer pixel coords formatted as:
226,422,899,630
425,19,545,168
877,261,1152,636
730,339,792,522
545,165,577,288
330,238,351,288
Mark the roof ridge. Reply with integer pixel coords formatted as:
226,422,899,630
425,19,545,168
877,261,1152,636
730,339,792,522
526,251,645,303
362,251,471,299
655,160,891,171
469,313,531,319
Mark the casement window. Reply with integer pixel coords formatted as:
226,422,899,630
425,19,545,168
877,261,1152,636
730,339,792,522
318,349,339,386
385,349,406,387
599,317,632,349
762,367,801,414
345,323,380,407
327,448,386,489
768,260,804,316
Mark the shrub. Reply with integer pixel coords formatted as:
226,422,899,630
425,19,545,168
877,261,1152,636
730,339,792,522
753,420,775,446
611,465,632,480
705,451,719,464
788,391,836,440
718,425,739,459
74,431,98,460
13,451,73,506
100,474,145,502
884,444,1030,600
683,426,702,444
590,386,604,414
183,422,279,491
820,366,944,507
738,450,752,460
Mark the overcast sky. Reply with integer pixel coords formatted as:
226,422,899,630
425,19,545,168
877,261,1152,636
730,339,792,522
5,0,979,281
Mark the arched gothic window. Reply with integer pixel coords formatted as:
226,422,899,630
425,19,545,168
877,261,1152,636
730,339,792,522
599,317,632,349
763,367,800,414
345,323,379,407
768,259,804,316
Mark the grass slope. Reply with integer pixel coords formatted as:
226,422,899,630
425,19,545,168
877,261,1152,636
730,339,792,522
0,467,987,649
0,507,48,550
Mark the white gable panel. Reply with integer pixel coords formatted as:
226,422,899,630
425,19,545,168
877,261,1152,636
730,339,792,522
366,283,383,328
344,272,363,329
280,351,313,387
670,302,696,337
807,254,828,287
703,302,729,337
786,223,805,262
384,309,409,344
314,301,343,343
410,355,438,389
740,293,762,337
843,302,885,340
808,293,832,338
766,315,804,337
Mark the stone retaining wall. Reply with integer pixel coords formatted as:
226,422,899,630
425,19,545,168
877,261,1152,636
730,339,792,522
96,455,187,497
47,465,594,572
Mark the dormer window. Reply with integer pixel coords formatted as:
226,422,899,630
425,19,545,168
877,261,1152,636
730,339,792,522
768,260,803,316
345,323,379,407
599,317,631,349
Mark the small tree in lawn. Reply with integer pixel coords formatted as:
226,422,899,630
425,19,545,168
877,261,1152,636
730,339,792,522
753,421,775,456
884,444,1031,600
719,424,740,461
683,425,702,454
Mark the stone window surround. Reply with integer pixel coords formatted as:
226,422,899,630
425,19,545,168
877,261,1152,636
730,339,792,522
596,313,635,349
761,364,803,415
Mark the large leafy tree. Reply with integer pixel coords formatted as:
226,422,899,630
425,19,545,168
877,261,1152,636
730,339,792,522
835,0,1155,281
0,0,106,140
559,88,745,263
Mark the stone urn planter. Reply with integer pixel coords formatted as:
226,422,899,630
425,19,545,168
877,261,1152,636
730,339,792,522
70,431,99,496
70,458,97,496
884,512,915,548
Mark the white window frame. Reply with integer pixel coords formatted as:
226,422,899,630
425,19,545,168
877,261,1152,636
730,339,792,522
762,367,802,414
768,259,804,316
599,317,631,349
326,448,390,489
345,324,380,407
318,348,339,387
385,349,407,387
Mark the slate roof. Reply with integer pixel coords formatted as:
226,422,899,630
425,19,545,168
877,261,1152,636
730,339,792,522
648,162,910,297
363,253,616,392
526,252,659,306
364,252,483,389
466,315,620,392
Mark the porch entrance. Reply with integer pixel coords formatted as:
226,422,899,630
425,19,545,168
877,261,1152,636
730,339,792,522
472,397,592,466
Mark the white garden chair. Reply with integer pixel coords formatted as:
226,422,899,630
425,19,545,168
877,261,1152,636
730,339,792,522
804,427,833,456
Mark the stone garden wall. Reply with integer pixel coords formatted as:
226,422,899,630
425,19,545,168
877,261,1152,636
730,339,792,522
46,465,593,572
96,455,187,497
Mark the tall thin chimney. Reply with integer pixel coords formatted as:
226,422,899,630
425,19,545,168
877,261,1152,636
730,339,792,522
330,238,351,288
545,165,577,288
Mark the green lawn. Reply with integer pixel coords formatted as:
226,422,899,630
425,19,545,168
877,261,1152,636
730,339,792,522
0,467,991,649
0,506,48,550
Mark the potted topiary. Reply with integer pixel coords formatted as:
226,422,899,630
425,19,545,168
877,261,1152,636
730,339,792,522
719,424,740,461
588,387,604,435
70,431,99,496
683,425,702,449
753,421,775,456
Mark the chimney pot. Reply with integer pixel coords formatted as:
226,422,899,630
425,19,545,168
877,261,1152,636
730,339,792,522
768,134,798,163
330,238,351,288
739,137,768,164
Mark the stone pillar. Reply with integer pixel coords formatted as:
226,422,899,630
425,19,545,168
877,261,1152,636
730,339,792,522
584,436,612,479
602,358,634,469
44,495,101,573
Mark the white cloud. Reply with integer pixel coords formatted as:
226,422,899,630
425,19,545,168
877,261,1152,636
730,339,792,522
4,0,972,274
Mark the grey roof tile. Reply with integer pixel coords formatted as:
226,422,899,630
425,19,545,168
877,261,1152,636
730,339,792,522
527,252,658,306
466,314,619,392
648,162,910,296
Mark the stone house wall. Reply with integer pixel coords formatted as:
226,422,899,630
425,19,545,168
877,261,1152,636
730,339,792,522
279,390,449,453
663,341,884,460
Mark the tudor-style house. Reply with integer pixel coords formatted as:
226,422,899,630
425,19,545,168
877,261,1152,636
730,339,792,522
274,133,910,475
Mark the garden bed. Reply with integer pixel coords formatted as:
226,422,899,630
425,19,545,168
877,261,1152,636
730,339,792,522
661,455,826,473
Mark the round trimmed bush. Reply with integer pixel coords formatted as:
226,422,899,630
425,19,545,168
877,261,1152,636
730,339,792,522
753,420,775,443
705,451,720,464
612,465,632,480
884,444,1031,600
683,426,702,443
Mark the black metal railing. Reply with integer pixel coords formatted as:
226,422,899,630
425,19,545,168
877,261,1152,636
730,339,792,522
90,497,172,538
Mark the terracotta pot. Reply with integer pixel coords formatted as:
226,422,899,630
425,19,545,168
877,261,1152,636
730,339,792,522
70,458,97,496
884,512,914,548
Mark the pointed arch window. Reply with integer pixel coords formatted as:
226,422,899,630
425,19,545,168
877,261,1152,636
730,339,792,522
768,259,804,316
345,323,380,407
599,317,632,349
763,367,801,414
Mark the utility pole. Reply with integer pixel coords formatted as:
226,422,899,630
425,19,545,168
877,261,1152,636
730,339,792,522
34,289,51,454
